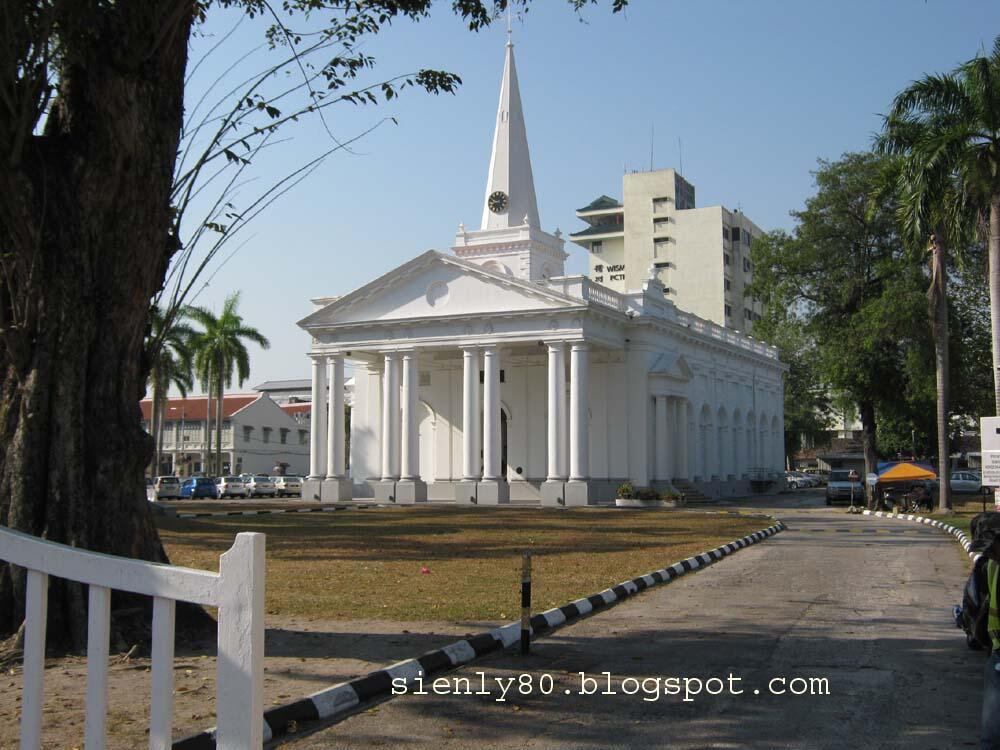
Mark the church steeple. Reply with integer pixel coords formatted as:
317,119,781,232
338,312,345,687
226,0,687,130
453,31,565,282
480,34,540,231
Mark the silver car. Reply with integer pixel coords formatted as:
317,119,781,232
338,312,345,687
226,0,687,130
950,471,986,495
273,476,302,497
216,476,248,498
245,475,276,498
154,476,181,500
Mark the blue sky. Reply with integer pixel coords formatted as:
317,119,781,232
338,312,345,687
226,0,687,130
179,0,998,388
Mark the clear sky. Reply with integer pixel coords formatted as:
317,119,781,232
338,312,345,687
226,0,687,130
179,0,999,390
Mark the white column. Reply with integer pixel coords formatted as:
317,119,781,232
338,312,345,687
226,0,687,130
308,355,327,479
381,352,399,481
400,351,419,481
461,346,480,481
482,345,501,481
569,343,589,482
654,396,668,481
677,400,689,480
665,398,675,480
326,354,346,479
546,342,565,481
557,344,568,480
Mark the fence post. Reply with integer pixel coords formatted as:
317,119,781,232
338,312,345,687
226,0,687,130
520,550,532,656
216,532,266,750
20,569,48,750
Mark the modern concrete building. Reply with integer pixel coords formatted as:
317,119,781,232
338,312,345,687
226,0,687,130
297,34,785,505
571,169,764,333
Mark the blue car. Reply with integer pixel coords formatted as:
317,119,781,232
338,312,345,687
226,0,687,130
180,477,218,499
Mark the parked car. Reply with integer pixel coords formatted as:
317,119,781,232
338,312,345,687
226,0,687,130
951,471,987,495
180,477,219,500
785,471,808,489
794,471,821,487
245,475,276,498
153,476,182,500
825,470,865,505
273,476,302,497
802,468,830,485
216,476,248,498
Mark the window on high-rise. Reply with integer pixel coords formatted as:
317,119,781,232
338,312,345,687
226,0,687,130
724,278,731,291
724,253,731,266
725,304,732,318
591,241,603,254
652,197,671,213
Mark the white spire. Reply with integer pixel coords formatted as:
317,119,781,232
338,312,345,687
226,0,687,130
480,32,540,231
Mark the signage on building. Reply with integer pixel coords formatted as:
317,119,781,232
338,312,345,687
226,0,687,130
982,417,1000,487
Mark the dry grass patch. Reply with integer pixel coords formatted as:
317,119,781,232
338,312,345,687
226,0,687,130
157,507,767,621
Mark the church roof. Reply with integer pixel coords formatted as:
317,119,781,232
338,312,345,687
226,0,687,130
297,249,587,330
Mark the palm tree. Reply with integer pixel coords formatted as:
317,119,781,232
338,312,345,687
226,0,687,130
877,46,994,512
187,292,270,476
878,37,1000,417
145,307,194,476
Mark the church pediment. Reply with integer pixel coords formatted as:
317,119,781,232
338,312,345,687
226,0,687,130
648,352,693,381
298,251,580,329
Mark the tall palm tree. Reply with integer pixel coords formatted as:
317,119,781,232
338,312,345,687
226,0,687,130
187,292,270,476
879,37,1000,418
145,306,194,476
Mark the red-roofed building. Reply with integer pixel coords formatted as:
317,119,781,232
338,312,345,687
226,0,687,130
141,392,309,477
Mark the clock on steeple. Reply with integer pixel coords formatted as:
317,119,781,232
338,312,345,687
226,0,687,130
488,190,509,214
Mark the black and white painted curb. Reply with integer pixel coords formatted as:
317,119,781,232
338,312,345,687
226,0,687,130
161,504,384,520
861,509,978,562
173,520,786,749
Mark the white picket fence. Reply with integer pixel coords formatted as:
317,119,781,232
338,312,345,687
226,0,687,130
0,526,265,749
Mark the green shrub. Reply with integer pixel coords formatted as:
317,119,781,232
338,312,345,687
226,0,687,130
616,482,635,499
637,487,660,501
660,489,682,501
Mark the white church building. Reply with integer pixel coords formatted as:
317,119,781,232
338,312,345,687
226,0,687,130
299,35,786,505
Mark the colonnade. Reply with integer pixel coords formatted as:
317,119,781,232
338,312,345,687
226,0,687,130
307,353,346,482
652,396,689,483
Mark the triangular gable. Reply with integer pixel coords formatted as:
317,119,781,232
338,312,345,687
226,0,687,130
648,352,693,381
298,251,580,329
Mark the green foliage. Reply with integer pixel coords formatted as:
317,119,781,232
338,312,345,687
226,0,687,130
616,481,635,499
636,487,659,501
748,153,929,464
187,291,270,393
951,259,994,421
750,287,831,460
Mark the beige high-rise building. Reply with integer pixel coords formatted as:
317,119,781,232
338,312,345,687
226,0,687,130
570,168,764,332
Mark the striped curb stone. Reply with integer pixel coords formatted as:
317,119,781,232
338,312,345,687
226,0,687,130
861,509,978,562
173,519,786,749
163,504,384,520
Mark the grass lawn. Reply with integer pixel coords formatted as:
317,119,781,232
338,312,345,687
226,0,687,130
156,507,767,622
926,496,996,535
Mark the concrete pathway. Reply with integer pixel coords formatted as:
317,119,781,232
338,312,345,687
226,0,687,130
281,492,983,749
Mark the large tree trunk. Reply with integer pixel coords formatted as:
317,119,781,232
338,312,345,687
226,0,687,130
929,234,951,512
991,196,1000,416
0,3,197,648
859,399,878,509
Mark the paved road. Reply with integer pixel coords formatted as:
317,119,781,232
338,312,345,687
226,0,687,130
283,493,983,749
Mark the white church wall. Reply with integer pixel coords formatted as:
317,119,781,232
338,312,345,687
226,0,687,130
606,359,630,479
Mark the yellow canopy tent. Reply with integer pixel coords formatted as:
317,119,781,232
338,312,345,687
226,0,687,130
876,461,937,483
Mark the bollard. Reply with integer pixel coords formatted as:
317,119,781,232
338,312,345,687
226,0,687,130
520,550,532,655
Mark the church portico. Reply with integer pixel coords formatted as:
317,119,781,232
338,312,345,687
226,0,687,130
298,32,786,505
